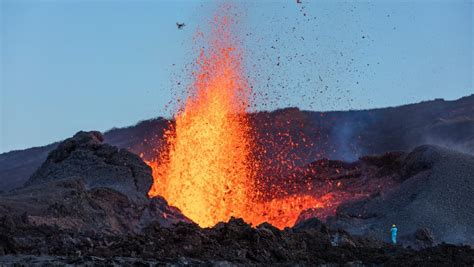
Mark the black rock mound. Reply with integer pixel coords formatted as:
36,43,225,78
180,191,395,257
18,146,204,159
0,131,190,234
26,131,151,204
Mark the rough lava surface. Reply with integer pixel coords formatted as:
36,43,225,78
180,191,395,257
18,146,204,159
0,132,473,265
0,216,472,266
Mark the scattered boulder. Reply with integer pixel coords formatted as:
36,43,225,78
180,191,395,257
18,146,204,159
293,217,328,233
414,227,435,248
138,196,193,229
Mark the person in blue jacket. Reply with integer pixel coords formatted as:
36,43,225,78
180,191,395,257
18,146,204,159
391,224,398,244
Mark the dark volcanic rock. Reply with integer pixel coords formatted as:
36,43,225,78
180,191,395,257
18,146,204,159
0,143,57,192
138,196,192,228
412,227,436,249
329,145,474,245
293,217,328,233
400,145,438,178
0,131,189,234
26,131,152,203
0,216,472,266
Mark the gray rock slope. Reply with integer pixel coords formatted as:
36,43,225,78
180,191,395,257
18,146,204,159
329,145,474,245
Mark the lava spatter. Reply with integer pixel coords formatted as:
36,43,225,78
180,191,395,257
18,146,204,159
147,5,336,229
148,8,255,227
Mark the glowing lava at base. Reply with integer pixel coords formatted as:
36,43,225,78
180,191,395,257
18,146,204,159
147,6,336,229
243,193,337,229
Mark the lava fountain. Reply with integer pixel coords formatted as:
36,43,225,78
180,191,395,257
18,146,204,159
147,5,339,229
148,10,255,227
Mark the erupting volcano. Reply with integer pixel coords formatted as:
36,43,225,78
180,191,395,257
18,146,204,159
146,6,335,229
2,0,473,264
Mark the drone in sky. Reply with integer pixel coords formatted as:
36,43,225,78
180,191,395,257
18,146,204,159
176,22,185,29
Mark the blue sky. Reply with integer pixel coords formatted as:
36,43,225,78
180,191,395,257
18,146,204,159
1,0,473,153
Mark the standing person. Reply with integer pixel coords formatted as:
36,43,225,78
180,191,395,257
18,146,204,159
391,224,398,244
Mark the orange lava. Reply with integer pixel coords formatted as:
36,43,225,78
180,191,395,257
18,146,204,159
243,193,337,229
148,5,335,229
148,10,255,228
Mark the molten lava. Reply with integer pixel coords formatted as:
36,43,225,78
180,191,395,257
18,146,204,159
148,11,255,228
148,6,338,229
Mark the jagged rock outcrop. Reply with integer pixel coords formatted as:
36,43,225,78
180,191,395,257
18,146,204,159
26,131,151,204
0,131,190,234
